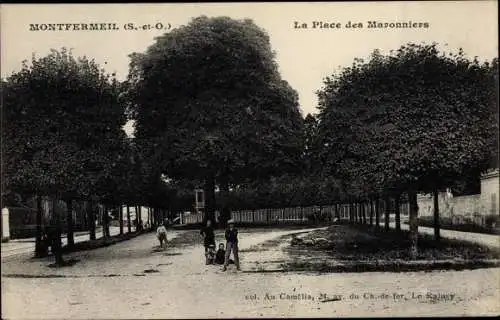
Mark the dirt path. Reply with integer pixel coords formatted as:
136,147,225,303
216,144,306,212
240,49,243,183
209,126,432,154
390,222,500,248
1,226,123,259
2,226,499,318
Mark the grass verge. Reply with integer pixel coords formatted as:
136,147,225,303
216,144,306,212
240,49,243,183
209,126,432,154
282,225,500,273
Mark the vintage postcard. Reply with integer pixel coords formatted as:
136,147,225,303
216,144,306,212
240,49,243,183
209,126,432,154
1,1,499,318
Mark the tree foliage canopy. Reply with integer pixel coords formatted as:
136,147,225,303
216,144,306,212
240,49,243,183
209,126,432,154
2,48,127,203
317,43,497,197
127,16,305,186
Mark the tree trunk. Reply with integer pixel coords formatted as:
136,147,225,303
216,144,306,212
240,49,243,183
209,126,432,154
348,203,352,223
151,208,158,227
151,208,154,226
356,203,360,223
353,203,358,223
66,199,74,250
384,197,390,232
82,203,88,230
135,206,139,230
395,194,401,231
103,206,110,239
375,198,380,229
136,206,140,229
359,204,362,224
119,206,124,235
408,190,419,259
220,176,231,227
369,200,374,226
352,203,356,223
150,208,153,226
356,202,363,224
433,189,440,241
204,174,216,224
362,202,367,224
89,201,96,241
127,205,131,233
354,203,358,224
35,195,46,258
53,198,64,266
359,203,364,224
356,203,363,224
334,203,340,221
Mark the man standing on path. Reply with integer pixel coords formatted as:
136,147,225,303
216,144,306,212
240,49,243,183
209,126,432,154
222,219,240,271
200,220,216,264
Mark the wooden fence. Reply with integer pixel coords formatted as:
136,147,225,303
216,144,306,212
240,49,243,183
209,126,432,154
180,201,410,226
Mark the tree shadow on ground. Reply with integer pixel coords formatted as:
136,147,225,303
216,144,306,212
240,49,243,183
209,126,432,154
47,258,80,268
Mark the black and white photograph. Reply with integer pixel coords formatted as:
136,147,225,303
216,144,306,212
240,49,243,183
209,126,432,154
1,1,499,318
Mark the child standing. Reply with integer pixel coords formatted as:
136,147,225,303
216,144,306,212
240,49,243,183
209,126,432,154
200,220,216,265
222,219,240,271
156,223,167,249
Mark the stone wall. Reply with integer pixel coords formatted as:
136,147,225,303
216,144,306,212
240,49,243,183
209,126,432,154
417,193,481,217
480,169,499,216
417,168,499,226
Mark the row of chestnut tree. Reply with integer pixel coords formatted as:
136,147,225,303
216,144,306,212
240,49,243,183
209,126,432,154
223,44,498,258
2,17,498,262
2,49,185,264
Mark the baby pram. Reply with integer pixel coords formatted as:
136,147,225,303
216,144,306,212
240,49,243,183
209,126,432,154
205,244,216,265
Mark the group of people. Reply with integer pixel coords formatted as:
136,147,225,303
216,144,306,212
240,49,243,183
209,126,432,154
200,219,240,271
155,217,240,271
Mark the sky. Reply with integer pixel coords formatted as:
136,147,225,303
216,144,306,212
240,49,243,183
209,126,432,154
1,2,498,136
